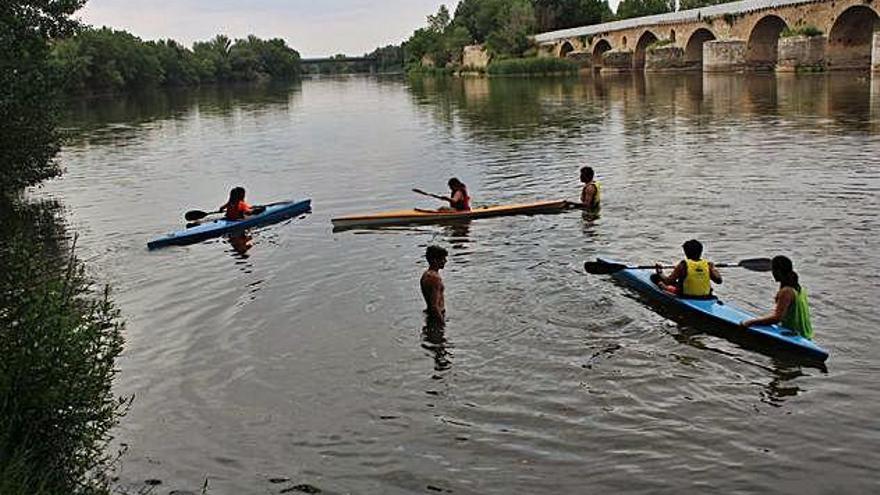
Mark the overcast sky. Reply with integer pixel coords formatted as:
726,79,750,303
78,0,461,58
78,0,625,58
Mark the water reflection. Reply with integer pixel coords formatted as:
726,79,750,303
227,232,253,258
421,314,452,373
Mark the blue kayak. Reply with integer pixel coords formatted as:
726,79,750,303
147,199,312,250
597,257,829,362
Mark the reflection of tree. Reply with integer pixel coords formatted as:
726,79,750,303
62,82,301,146
0,198,127,492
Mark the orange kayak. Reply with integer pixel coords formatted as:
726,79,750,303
331,200,571,229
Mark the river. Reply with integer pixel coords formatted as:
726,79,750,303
41,73,880,494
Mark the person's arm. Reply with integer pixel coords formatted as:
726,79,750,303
741,288,794,327
581,183,596,207
426,274,444,319
219,203,228,212
709,262,723,284
655,261,685,286
241,201,254,216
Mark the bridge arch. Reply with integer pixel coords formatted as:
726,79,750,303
593,39,612,69
827,5,880,70
685,28,716,66
559,40,575,58
747,15,789,70
634,30,659,69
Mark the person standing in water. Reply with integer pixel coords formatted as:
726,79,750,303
220,186,253,220
420,245,448,321
741,256,814,339
576,166,601,215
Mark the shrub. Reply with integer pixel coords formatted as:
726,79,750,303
781,26,823,38
0,199,128,495
487,57,579,75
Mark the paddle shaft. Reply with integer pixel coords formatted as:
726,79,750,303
412,188,448,201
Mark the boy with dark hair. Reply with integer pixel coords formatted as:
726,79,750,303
578,166,601,214
421,245,448,320
651,239,722,298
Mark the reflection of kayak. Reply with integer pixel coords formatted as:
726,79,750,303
331,200,571,229
147,199,311,250
598,256,829,362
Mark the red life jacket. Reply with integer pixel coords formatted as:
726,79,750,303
225,200,251,220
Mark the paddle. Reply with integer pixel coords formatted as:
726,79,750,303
184,202,280,221
584,258,772,275
412,188,448,201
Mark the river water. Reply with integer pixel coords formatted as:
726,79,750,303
42,73,879,494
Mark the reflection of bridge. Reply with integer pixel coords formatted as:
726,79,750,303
301,56,379,74
534,0,880,73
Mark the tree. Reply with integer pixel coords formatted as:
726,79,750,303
427,4,451,33
486,0,536,57
615,0,674,20
1,0,86,191
533,0,614,31
679,0,731,10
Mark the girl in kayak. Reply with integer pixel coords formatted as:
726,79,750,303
651,239,723,299
220,186,252,221
741,256,813,339
439,178,470,212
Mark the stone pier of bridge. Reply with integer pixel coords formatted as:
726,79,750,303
534,0,880,74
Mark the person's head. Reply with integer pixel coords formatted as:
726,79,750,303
426,245,448,269
228,186,246,203
448,178,466,192
682,239,703,260
771,255,800,289
580,166,594,183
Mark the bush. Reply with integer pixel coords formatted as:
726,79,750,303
0,199,128,495
781,26,823,38
487,57,579,75
647,39,675,50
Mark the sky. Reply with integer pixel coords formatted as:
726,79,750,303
78,0,465,58
78,0,626,58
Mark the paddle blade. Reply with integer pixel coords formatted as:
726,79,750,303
184,210,210,221
738,258,773,272
584,260,627,275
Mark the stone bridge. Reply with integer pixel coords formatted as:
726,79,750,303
534,0,880,72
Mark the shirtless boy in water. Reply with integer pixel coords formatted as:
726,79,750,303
420,245,448,321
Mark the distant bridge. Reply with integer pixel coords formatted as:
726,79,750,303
533,0,880,73
301,56,379,74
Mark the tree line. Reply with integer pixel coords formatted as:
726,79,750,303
51,28,303,94
401,0,735,68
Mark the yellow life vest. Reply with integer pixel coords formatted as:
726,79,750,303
681,259,711,297
584,181,601,213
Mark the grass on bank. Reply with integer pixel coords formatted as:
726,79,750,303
487,57,580,76
0,198,128,495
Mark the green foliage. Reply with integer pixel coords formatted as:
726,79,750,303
615,0,674,20
51,28,302,93
485,0,536,57
1,0,86,191
533,0,613,31
487,56,579,75
0,198,127,494
648,38,675,50
781,26,823,38
368,44,405,72
679,0,732,10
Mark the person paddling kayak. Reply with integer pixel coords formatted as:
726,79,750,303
420,245,448,321
220,186,252,220
741,256,813,339
577,166,601,214
438,178,470,212
651,239,723,299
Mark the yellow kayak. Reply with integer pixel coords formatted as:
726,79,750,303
332,199,572,229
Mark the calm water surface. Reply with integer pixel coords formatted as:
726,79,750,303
41,73,880,494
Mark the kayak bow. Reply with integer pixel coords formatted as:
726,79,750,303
148,199,311,250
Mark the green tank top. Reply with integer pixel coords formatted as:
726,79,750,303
781,287,813,340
